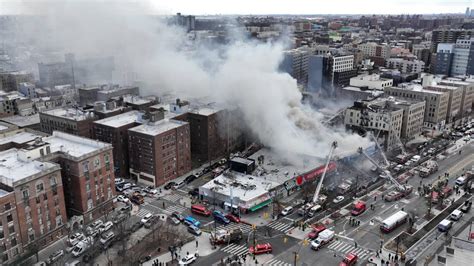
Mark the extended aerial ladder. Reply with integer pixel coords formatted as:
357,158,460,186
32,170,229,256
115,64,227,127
312,141,338,204
394,133,408,156
357,147,408,192
368,131,390,167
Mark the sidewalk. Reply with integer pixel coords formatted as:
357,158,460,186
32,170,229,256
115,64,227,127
143,232,218,266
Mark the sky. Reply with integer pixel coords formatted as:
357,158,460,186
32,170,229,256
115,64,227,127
0,0,472,15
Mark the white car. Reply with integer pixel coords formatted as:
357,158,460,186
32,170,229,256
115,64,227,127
100,231,115,245
333,196,344,204
68,233,85,246
141,213,153,224
91,219,103,230
99,221,113,233
117,195,130,203
179,253,198,265
281,206,294,216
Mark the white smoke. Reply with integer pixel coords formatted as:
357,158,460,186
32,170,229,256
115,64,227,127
9,0,371,158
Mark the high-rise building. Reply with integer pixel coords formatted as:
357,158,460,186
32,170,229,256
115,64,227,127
466,7,470,17
431,29,473,52
433,43,455,76
385,58,425,74
451,38,474,76
0,71,34,92
425,84,463,124
280,47,312,87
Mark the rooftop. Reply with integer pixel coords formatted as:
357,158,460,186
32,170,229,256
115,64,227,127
1,114,40,127
0,148,58,185
0,130,43,146
189,107,220,116
94,111,142,128
44,131,111,158
393,84,445,95
123,95,154,105
200,171,280,202
128,119,188,136
41,107,95,121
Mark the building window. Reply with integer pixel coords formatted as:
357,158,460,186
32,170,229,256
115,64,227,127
11,237,17,247
36,182,44,193
8,225,14,234
22,189,29,199
4,203,11,211
6,214,12,223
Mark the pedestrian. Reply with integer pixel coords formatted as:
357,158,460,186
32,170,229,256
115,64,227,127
162,202,165,208
381,259,385,264
374,196,377,201
358,220,360,226
355,242,358,248
388,253,391,260
187,251,189,256
420,180,422,186
382,194,384,201
395,254,398,261
196,240,199,248
376,251,380,258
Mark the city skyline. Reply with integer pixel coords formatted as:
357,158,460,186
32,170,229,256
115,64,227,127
0,0,473,15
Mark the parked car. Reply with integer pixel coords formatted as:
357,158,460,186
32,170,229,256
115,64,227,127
120,204,132,213
164,182,176,190
91,220,103,230
213,210,230,224
68,233,85,246
450,209,463,221
115,178,125,185
170,216,181,225
184,174,198,184
191,205,211,217
460,200,472,213
46,250,64,264
225,213,240,223
141,213,153,225
72,238,93,257
144,186,158,195
173,181,186,190
179,253,198,265
117,195,129,203
333,196,345,204
281,206,294,216
100,231,115,245
99,221,113,233
172,211,185,222
249,243,272,255
187,225,202,236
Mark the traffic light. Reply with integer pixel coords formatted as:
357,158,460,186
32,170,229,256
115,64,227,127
283,237,288,243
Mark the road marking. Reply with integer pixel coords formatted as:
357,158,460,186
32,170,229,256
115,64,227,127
221,244,248,256
264,258,292,266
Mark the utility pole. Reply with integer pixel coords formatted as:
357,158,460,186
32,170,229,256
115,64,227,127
253,225,257,261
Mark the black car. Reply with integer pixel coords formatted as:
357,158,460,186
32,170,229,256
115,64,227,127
184,174,197,184
164,181,176,190
460,200,472,213
171,211,185,222
189,188,199,197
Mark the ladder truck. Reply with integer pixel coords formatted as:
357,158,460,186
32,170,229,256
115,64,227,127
357,147,409,193
312,141,338,204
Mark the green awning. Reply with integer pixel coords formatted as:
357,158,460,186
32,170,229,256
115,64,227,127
249,199,272,212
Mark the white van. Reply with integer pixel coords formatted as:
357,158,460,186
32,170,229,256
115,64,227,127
450,210,463,221
455,176,467,186
437,219,452,232
308,205,322,217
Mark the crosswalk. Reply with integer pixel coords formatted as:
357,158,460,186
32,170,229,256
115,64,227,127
165,204,187,214
267,221,293,233
163,193,183,202
135,209,152,218
216,223,253,234
264,258,292,266
327,240,372,260
221,243,249,257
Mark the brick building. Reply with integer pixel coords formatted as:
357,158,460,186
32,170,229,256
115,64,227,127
128,118,191,187
39,107,97,138
0,148,67,261
92,111,143,178
0,186,22,265
43,131,116,223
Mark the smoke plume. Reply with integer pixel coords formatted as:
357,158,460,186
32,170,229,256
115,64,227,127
7,0,371,159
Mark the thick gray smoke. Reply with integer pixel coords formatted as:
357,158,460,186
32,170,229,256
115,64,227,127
9,0,371,158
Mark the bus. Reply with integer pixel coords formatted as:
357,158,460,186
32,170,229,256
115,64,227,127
380,211,408,233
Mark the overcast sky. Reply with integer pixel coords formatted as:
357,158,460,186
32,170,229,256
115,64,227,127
0,0,472,15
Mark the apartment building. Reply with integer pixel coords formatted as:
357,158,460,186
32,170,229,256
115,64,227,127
349,74,393,90
92,111,143,178
42,131,116,223
344,99,404,150
0,71,34,92
438,79,474,120
425,84,462,123
384,84,449,129
0,186,22,265
128,119,191,187
39,107,97,138
385,58,425,74
0,148,67,258
387,99,426,140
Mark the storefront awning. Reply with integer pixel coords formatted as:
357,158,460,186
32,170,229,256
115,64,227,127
249,199,272,212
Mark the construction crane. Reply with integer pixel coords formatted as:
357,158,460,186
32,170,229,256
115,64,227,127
357,147,407,192
312,141,338,204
